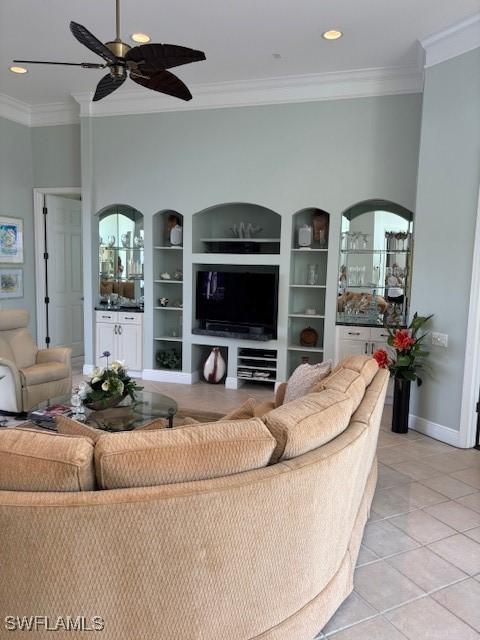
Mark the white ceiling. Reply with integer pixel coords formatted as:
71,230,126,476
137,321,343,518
0,0,478,105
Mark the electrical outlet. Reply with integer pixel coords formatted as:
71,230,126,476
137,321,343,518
431,332,448,348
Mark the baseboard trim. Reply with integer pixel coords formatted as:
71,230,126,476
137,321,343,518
408,413,462,447
142,369,196,384
225,376,239,390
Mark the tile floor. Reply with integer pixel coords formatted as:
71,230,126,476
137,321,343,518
76,377,480,638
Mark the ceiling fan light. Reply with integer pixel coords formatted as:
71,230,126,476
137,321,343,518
131,33,151,44
322,29,343,40
9,65,28,74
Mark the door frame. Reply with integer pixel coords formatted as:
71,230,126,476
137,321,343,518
459,186,480,448
33,187,82,350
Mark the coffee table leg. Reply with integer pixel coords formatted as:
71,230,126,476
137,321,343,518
168,408,175,428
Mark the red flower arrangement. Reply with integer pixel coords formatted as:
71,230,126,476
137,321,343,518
373,313,433,385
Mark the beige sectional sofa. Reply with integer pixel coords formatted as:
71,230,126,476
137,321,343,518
0,356,388,640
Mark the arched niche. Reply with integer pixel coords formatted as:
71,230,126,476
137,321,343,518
338,199,414,325
97,204,144,305
192,202,281,254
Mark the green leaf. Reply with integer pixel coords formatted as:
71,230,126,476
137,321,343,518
396,355,411,367
402,370,417,381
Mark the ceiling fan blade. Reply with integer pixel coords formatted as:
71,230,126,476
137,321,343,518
70,21,117,64
130,69,192,101
126,43,205,70
93,73,126,101
13,59,106,68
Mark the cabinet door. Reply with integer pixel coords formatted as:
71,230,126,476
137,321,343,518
338,339,369,361
117,323,143,371
95,323,116,366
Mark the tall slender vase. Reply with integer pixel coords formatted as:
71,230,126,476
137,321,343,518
392,376,411,434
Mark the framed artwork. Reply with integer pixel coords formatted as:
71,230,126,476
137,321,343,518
0,268,23,298
0,217,23,263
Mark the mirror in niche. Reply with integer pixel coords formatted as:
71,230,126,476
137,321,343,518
98,205,144,309
337,200,413,326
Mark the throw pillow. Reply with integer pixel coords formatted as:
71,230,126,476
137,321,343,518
283,360,332,404
56,414,103,443
222,398,256,420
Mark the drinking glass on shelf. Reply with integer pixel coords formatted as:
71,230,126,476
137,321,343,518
307,264,319,285
341,232,349,251
361,234,369,250
359,266,366,286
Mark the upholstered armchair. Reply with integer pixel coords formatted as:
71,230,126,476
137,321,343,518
0,310,71,413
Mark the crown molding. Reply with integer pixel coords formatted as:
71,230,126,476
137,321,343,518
1,65,423,127
421,12,480,68
0,93,31,126
72,65,423,119
30,100,79,127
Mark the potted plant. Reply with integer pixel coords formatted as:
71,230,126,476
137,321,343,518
373,313,432,433
83,351,143,410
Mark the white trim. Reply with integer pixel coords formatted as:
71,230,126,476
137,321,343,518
0,93,31,126
72,65,423,119
409,414,461,448
30,101,79,127
83,363,95,375
225,376,239,390
459,188,480,448
2,65,422,126
33,187,82,348
142,369,196,384
421,13,480,68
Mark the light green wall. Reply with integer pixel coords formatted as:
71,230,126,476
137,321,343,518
31,124,81,187
0,116,35,331
82,94,423,366
411,49,480,432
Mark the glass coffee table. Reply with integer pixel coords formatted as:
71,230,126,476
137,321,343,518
29,391,178,432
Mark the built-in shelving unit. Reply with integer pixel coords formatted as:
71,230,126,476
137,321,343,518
288,208,330,375
153,210,184,372
237,348,277,385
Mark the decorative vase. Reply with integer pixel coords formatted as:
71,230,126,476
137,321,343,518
300,326,318,347
298,225,313,248
392,377,411,433
203,347,226,384
84,392,128,412
170,224,183,246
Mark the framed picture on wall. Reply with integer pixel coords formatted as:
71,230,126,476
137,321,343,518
0,217,23,263
0,268,23,298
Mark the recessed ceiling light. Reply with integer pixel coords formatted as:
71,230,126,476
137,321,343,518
131,33,151,44
322,29,343,41
272,53,282,59
9,65,28,74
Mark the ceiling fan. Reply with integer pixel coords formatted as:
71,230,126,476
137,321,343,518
13,0,206,102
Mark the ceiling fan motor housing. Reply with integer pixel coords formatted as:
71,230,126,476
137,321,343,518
105,40,131,58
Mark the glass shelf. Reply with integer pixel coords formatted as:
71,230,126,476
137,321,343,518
100,246,144,251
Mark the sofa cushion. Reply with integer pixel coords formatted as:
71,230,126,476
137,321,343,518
263,389,353,463
223,398,256,420
20,362,70,386
0,427,95,492
335,355,379,386
313,367,366,412
284,360,332,404
95,418,276,489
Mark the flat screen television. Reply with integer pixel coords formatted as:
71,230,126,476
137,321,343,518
196,270,278,338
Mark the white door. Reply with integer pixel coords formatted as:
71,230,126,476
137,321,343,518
45,195,84,362
95,323,116,367
117,323,143,371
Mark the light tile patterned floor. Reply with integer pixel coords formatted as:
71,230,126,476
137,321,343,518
315,404,480,640
73,377,480,639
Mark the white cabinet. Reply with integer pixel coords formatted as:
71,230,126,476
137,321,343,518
95,311,143,371
335,325,393,402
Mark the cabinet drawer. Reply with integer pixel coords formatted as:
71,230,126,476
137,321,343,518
118,312,143,325
338,326,371,341
370,328,391,342
96,310,117,323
